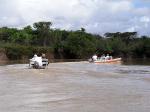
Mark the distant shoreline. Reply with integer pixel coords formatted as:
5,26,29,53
1,58,150,66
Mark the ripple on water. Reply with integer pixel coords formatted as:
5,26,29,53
0,62,150,112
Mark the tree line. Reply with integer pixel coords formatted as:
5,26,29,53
0,21,150,60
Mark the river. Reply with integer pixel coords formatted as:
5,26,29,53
0,61,150,112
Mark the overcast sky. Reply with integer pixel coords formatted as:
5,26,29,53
0,0,150,35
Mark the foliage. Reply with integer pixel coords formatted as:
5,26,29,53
3,43,53,60
33,21,52,47
0,21,150,60
63,31,96,58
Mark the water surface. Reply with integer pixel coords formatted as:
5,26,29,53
0,62,150,112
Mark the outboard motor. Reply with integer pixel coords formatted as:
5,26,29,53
33,61,40,69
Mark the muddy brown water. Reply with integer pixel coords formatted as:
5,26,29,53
0,62,150,112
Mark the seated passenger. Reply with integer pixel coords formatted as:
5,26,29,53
100,54,105,60
32,54,42,67
105,54,110,60
42,53,46,59
109,56,113,60
92,54,98,61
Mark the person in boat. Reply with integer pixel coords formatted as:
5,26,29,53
92,54,98,61
32,54,42,67
32,54,37,60
109,56,113,60
42,53,46,59
100,54,105,60
41,53,49,66
105,54,110,60
105,54,113,60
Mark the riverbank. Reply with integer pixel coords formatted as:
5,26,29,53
1,58,150,66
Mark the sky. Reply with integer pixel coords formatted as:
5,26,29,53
0,0,150,36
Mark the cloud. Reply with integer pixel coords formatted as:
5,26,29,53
140,16,150,23
0,0,150,35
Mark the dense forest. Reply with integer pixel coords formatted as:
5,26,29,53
0,21,150,60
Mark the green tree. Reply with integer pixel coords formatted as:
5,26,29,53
0,27,18,43
63,31,96,58
33,21,52,47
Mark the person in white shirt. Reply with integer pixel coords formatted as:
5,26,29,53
92,54,98,61
32,54,42,67
105,54,110,60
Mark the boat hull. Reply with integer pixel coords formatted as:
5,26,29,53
29,59,49,69
91,58,122,63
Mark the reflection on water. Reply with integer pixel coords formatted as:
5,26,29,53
122,58,150,65
0,61,150,112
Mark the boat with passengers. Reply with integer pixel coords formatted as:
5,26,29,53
29,54,49,69
89,54,122,63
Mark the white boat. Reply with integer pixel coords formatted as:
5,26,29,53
29,58,49,69
89,58,122,63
